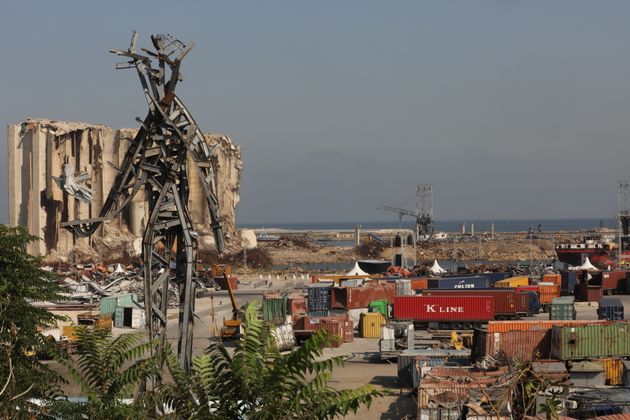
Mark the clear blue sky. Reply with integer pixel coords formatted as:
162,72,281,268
1,1,629,225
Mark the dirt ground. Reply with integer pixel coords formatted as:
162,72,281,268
262,237,557,267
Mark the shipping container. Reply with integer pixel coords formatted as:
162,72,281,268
396,279,413,296
486,319,610,333
398,349,470,388
575,284,603,302
339,278,359,288
99,293,138,317
598,297,624,320
600,271,629,294
306,310,329,317
272,323,296,351
515,292,535,316
495,276,529,288
598,358,624,385
549,296,576,320
517,285,540,294
286,295,307,316
321,319,343,348
560,270,577,295
422,289,518,319
410,277,429,291
262,297,287,323
417,407,462,420
393,295,494,328
472,328,551,361
551,321,630,360
368,300,388,318
343,320,354,343
428,276,490,289
114,306,144,328
522,291,541,315
360,312,386,338
542,273,562,286
307,284,332,312
331,286,370,310
539,284,561,310
486,272,511,284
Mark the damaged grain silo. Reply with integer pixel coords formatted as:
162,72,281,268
7,118,243,260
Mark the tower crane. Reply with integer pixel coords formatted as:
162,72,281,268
380,184,435,240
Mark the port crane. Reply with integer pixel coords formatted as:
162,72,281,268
381,184,435,240
59,32,225,372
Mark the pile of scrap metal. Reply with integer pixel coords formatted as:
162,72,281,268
42,262,179,308
416,365,515,419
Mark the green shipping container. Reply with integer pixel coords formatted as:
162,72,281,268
551,321,630,360
262,297,287,323
549,296,576,320
100,294,139,317
368,300,388,319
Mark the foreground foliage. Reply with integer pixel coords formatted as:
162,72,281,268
160,301,382,419
50,328,159,419
0,225,67,416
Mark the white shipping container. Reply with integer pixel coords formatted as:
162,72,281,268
272,323,296,351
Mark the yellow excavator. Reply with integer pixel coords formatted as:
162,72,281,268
213,267,243,340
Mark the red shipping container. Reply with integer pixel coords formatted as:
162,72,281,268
576,284,603,302
287,296,307,315
601,271,628,294
515,292,531,315
473,329,551,361
393,295,494,323
321,319,343,348
517,285,540,294
410,277,429,291
422,289,517,319
331,286,373,309
369,283,396,304
343,320,354,343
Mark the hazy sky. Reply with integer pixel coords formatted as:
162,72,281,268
1,1,630,225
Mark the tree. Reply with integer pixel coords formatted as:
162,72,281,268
159,301,382,419
51,328,160,419
0,225,67,415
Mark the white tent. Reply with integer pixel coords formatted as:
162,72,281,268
570,257,600,271
429,259,446,275
346,262,369,276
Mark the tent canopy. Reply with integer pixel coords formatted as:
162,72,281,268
346,262,369,276
430,259,446,274
570,257,600,271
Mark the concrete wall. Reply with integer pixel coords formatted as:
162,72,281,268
7,119,242,258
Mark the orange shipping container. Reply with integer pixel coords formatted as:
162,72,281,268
410,277,428,291
542,273,561,286
487,319,609,333
539,284,560,305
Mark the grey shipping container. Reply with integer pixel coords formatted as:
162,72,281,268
549,296,576,320
398,349,471,388
427,276,490,289
598,297,624,320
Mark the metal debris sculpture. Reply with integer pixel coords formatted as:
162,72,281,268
61,32,225,370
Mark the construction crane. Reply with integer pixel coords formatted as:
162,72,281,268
381,184,435,240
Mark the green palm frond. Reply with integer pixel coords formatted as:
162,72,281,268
158,300,382,419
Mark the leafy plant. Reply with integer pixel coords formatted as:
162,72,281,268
0,225,68,416
159,301,382,419
51,328,159,419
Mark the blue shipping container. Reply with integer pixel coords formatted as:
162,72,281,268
486,272,511,284
561,271,577,295
428,276,490,289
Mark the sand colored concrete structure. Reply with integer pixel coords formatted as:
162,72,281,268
7,118,242,258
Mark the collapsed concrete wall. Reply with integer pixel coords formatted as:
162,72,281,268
7,119,243,259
